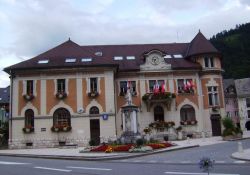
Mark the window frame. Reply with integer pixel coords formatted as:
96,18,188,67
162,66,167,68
57,79,66,93
89,106,99,115
177,78,193,94
119,81,137,96
24,109,34,128
148,80,164,93
53,108,71,127
26,80,34,95
208,86,220,106
204,57,214,68
90,78,98,93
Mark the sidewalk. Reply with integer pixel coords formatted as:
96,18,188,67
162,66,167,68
0,132,249,161
231,131,250,161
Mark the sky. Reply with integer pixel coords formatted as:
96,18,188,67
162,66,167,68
0,0,250,87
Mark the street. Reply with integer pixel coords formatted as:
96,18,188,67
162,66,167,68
0,139,250,175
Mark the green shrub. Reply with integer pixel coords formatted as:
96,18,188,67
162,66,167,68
222,128,233,137
222,117,234,129
136,138,144,147
88,139,96,146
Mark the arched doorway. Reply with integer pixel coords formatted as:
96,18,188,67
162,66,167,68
154,105,164,121
89,106,100,145
245,121,250,130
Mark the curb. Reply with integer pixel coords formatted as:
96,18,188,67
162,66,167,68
0,145,199,161
231,153,250,162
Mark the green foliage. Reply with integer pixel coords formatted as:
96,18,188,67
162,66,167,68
222,117,234,129
221,117,242,137
88,139,96,146
136,138,144,147
210,22,250,79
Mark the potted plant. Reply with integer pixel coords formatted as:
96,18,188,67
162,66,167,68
22,124,34,133
23,94,34,101
88,91,99,97
222,117,242,140
56,91,67,99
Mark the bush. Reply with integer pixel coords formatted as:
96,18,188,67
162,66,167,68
222,117,234,129
222,128,234,137
88,139,96,146
136,138,144,147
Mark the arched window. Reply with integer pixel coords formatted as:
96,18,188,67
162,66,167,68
53,108,71,127
89,106,99,114
25,109,34,128
180,105,196,122
154,105,164,121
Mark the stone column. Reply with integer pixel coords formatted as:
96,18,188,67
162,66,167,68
132,111,137,133
122,113,126,132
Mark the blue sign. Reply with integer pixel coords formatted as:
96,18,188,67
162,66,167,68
102,114,108,120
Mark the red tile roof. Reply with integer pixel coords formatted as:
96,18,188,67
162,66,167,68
4,32,219,74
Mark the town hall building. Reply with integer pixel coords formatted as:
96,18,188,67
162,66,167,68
4,31,225,148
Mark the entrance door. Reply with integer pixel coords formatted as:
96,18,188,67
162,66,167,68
211,115,222,136
90,119,100,145
246,121,250,130
154,105,164,121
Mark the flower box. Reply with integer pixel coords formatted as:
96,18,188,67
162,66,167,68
23,94,34,101
22,127,34,133
56,92,67,99
88,91,99,98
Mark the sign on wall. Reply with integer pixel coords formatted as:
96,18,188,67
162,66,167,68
102,114,108,120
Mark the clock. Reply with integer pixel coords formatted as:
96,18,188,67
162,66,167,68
151,56,160,65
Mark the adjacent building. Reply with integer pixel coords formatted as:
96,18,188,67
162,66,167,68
4,31,225,148
0,86,10,128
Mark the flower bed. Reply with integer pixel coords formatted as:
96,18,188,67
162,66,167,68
89,142,173,152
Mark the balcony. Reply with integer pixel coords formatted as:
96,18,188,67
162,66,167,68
142,92,176,112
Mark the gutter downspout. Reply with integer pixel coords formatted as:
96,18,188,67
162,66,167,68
9,71,14,147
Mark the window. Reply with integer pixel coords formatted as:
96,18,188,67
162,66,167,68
114,56,123,60
208,86,219,106
25,109,34,128
90,78,98,93
246,98,250,108
38,60,49,64
65,58,76,63
120,81,136,96
126,56,135,60
248,110,250,119
95,52,103,56
235,111,239,117
89,106,99,114
26,80,33,95
173,54,183,58
53,108,71,127
57,79,65,93
204,57,214,68
164,55,172,58
177,79,194,94
180,105,196,124
81,58,92,62
149,80,164,92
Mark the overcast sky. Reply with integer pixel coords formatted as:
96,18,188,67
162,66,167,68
0,0,250,87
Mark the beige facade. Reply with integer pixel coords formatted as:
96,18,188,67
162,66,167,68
5,32,226,148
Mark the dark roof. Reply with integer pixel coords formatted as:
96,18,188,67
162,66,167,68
4,32,218,74
235,78,250,98
186,31,219,57
0,86,10,104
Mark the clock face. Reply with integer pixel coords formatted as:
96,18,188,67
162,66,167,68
151,56,160,65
